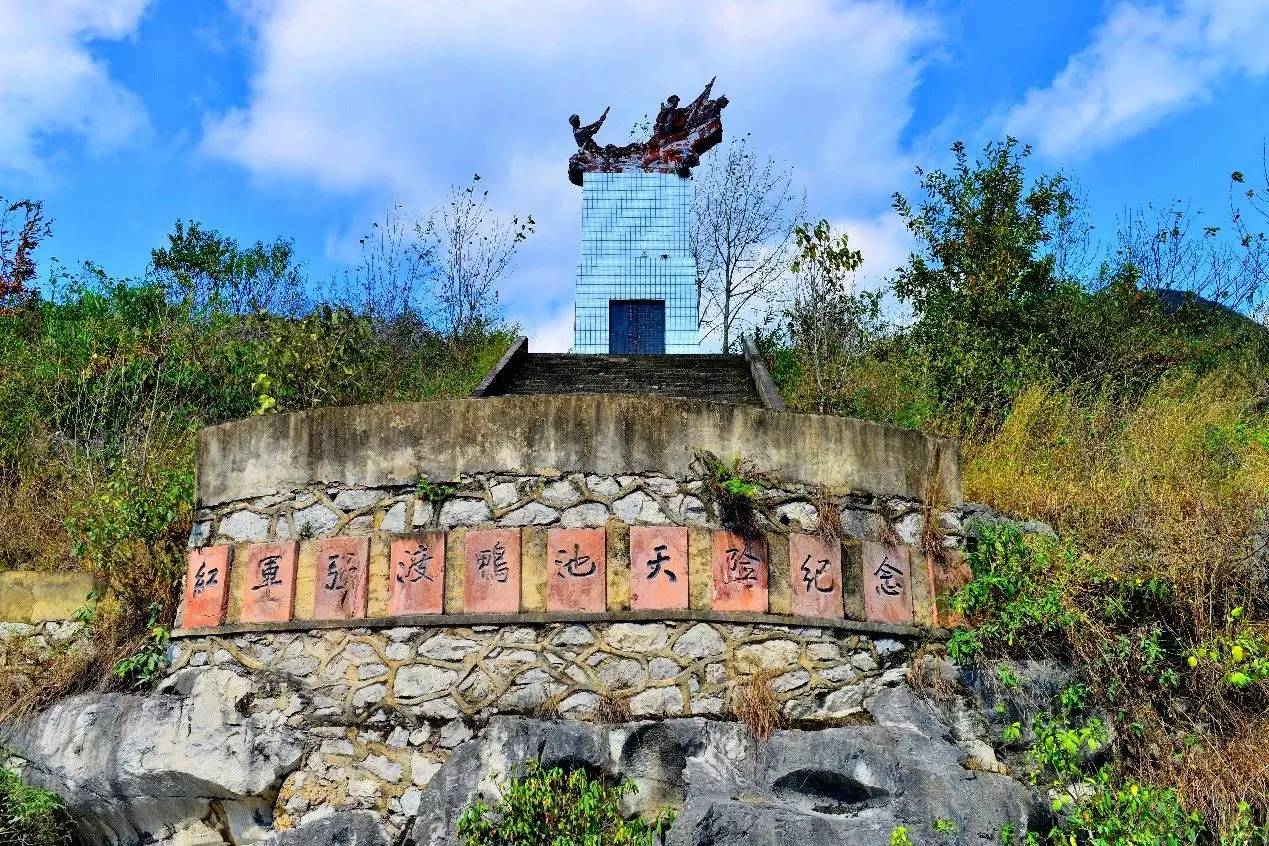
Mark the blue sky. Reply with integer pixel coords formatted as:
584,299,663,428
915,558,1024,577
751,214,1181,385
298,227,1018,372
4,0,1268,349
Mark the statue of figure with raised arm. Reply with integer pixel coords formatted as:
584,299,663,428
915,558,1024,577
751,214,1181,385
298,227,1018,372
569,106,609,154
567,79,728,186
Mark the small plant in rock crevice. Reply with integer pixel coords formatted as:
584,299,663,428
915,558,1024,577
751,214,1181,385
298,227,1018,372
694,449,769,535
416,476,457,506
729,668,786,741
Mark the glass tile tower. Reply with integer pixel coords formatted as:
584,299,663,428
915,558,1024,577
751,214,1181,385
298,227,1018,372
567,79,727,354
573,171,699,354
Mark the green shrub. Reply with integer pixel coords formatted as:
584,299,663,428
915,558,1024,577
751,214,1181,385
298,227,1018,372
947,522,1075,662
694,450,767,532
455,760,674,846
1050,770,1204,846
0,765,71,846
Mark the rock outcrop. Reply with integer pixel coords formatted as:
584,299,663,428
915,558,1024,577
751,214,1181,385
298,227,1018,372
2,668,302,844
407,690,1040,846
3,659,1048,845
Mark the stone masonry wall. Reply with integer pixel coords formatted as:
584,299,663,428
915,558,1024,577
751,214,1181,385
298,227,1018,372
167,621,913,836
183,471,966,631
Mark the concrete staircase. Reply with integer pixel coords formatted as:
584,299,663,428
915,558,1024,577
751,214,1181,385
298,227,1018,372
472,337,785,410
499,353,762,405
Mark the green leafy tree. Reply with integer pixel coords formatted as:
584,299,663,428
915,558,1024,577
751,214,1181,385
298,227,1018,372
783,219,881,413
150,219,304,316
892,138,1078,420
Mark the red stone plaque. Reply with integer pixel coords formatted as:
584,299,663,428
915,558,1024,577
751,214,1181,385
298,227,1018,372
862,541,914,624
389,533,446,615
547,528,606,612
180,545,231,629
629,526,688,610
464,528,521,613
788,534,843,618
710,531,768,613
313,537,370,620
240,541,298,623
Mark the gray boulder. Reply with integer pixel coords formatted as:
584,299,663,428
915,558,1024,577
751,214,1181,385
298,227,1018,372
1,667,301,845
412,690,1041,846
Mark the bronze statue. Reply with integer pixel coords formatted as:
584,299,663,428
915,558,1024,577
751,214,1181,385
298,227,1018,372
569,107,609,154
568,79,728,186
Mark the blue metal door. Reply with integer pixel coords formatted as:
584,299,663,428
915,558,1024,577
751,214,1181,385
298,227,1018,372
609,300,665,354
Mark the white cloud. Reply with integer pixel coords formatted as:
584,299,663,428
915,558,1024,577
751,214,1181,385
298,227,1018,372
0,0,151,176
1005,0,1269,159
520,299,575,353
203,0,937,323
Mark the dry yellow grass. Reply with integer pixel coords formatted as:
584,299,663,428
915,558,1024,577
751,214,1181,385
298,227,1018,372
961,365,1269,829
729,669,786,740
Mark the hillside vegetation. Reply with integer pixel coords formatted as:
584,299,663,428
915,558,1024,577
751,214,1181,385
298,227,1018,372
0,210,513,718
767,140,1269,842
1,140,1268,843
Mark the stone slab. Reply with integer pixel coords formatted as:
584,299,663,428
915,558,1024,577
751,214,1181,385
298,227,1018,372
240,542,298,623
710,531,768,613
605,522,631,611
788,534,844,619
0,572,96,624
464,528,521,613
766,532,791,615
629,526,688,611
862,541,914,625
181,545,232,629
520,526,548,613
313,537,370,620
197,395,962,508
547,528,606,612
388,534,446,615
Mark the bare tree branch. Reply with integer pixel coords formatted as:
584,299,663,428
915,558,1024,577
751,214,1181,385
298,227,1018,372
691,136,802,351
417,176,535,344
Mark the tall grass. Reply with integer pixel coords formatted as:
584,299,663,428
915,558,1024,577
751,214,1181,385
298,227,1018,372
960,366,1269,831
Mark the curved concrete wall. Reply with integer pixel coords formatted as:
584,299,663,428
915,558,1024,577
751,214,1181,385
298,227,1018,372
197,395,960,509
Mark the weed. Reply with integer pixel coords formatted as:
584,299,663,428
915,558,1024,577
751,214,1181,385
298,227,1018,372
890,825,914,846
694,450,768,534
0,764,72,846
946,522,1074,663
417,476,457,505
592,694,633,725
111,602,172,687
729,668,786,741
933,818,958,837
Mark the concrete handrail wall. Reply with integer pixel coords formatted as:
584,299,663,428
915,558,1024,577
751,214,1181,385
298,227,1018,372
196,394,960,509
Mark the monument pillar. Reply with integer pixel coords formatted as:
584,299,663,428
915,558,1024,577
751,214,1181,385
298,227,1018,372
568,80,729,354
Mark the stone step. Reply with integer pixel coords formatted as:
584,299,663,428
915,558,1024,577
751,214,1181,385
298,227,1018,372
498,353,762,406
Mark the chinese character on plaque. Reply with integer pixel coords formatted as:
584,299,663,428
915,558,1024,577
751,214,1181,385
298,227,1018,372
240,541,298,623
464,528,521,613
180,545,232,629
389,533,446,615
547,528,606,612
313,537,370,620
788,533,843,618
710,530,768,612
629,526,688,610
862,541,914,624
